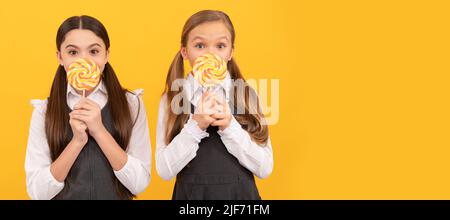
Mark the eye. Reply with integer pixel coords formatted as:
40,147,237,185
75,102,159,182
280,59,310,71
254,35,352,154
217,43,226,49
68,50,78,56
195,43,205,49
90,49,99,55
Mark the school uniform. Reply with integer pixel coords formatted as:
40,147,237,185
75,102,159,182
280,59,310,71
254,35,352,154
25,81,151,200
156,73,274,200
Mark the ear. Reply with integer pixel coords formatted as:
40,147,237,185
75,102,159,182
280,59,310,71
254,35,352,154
180,46,188,59
56,51,63,66
228,48,234,61
106,49,110,62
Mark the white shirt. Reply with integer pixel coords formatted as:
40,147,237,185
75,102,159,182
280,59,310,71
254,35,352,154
25,81,152,200
155,73,274,181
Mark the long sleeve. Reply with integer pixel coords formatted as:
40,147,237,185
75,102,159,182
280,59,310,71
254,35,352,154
217,116,274,179
155,95,209,181
113,90,152,195
25,100,65,200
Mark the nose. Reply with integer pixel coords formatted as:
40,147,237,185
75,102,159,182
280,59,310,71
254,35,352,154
207,47,217,55
78,51,93,60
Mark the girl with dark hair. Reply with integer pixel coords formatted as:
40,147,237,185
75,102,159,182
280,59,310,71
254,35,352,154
25,15,151,200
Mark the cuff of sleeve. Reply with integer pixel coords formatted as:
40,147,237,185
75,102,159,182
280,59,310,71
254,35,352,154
184,118,209,142
113,155,150,195
217,115,242,137
46,166,65,187
114,154,134,177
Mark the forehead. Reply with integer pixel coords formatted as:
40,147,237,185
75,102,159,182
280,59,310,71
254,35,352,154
61,29,105,48
188,21,231,41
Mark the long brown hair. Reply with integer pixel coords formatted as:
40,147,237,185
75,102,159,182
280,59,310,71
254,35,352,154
45,15,133,199
164,10,269,145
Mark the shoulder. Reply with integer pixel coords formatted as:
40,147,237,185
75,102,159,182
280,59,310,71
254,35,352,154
126,88,144,98
30,99,48,115
126,88,145,106
157,93,169,121
158,93,170,114
29,99,48,128
159,93,168,105
126,89,147,121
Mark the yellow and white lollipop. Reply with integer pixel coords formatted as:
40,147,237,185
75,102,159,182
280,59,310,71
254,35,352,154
67,58,101,97
192,53,227,88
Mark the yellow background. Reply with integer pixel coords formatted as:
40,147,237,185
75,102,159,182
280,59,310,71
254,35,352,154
0,0,449,199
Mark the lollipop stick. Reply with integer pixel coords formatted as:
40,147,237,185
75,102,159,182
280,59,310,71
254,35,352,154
82,90,86,98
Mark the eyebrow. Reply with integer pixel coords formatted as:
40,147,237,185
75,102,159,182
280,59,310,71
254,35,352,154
65,43,102,49
191,36,230,42
216,36,229,41
191,36,205,41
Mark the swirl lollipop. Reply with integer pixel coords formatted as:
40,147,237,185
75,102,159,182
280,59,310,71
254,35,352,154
192,53,228,88
67,58,101,97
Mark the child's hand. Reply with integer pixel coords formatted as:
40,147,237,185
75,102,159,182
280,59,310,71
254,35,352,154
68,116,88,145
193,92,217,130
211,96,232,130
70,97,105,137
